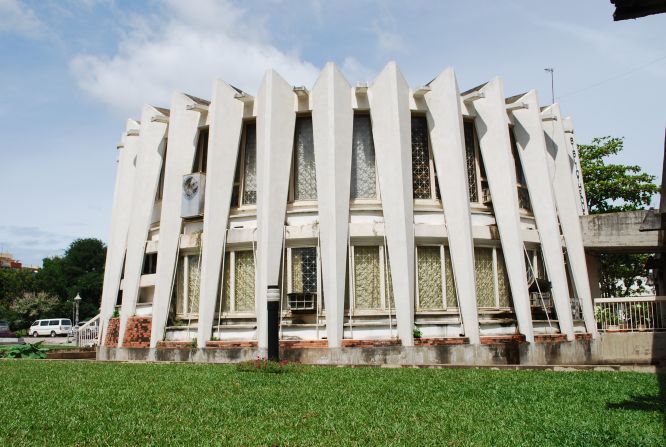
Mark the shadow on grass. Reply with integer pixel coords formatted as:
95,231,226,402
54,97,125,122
607,394,665,413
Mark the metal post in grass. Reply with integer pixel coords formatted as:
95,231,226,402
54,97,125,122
267,285,280,361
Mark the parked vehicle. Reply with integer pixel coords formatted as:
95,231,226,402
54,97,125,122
0,320,10,332
28,319,72,337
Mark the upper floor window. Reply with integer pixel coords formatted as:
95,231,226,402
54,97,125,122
231,122,257,208
411,116,438,200
509,127,532,211
464,120,489,205
292,116,317,201
192,128,209,173
350,115,378,200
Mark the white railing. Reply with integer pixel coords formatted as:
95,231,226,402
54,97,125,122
594,296,666,332
76,314,100,347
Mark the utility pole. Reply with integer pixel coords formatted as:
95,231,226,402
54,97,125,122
544,67,555,104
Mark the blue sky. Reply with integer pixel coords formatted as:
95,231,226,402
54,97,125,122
0,0,664,266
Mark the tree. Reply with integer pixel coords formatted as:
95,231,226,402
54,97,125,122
579,136,660,297
10,292,59,329
579,136,659,213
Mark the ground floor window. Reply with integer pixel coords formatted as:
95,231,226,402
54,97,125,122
219,250,255,313
416,245,458,311
474,246,512,309
350,245,394,311
287,247,319,311
175,254,201,315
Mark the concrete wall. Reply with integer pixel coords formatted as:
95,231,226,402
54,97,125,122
98,332,666,366
582,210,661,253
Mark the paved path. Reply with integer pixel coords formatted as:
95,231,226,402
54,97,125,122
24,336,75,346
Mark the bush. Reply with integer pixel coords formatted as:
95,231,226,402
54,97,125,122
0,342,49,359
15,329,27,338
236,357,296,374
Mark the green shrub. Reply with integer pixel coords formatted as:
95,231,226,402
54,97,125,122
14,329,27,337
236,357,296,374
0,342,49,359
413,326,422,339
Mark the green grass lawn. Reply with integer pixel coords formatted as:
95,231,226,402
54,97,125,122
0,361,664,446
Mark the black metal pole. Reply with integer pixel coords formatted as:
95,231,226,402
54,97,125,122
267,285,280,361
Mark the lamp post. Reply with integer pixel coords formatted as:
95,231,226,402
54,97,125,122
267,285,280,361
74,293,82,326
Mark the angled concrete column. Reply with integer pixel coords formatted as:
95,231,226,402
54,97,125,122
100,119,140,343
150,94,206,347
563,117,588,216
118,106,168,346
197,81,244,347
472,79,534,342
509,91,574,340
424,68,480,344
311,63,354,348
255,70,296,349
368,62,415,346
542,104,597,336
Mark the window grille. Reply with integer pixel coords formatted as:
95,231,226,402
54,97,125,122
291,247,317,294
353,246,381,309
221,252,231,312
417,246,443,309
175,254,201,315
293,117,317,201
350,115,377,199
474,247,495,308
242,123,257,205
496,249,512,308
463,121,479,202
234,251,255,312
444,246,458,307
411,116,432,199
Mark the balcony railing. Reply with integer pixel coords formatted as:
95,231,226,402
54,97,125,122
594,296,666,332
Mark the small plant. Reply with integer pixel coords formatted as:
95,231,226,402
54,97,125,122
15,329,27,338
0,342,49,359
236,356,295,374
210,336,220,341
413,326,422,339
189,338,198,349
595,307,618,326
112,309,120,318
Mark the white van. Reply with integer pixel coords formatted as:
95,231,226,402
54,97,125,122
29,319,72,337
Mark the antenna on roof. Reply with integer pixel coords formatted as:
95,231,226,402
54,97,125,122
544,67,555,104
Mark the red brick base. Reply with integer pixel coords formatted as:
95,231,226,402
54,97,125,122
575,333,593,341
480,335,526,344
280,340,328,349
122,316,152,348
157,341,197,349
415,337,469,346
104,318,120,347
341,339,402,348
534,334,568,343
205,341,258,349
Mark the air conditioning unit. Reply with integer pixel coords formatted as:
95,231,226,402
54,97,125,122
481,187,492,205
287,292,317,312
181,173,206,218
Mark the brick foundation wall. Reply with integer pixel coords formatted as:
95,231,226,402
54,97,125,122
480,335,526,344
157,341,198,349
205,341,258,349
341,339,402,348
104,318,120,347
414,337,469,346
534,334,568,343
122,316,152,348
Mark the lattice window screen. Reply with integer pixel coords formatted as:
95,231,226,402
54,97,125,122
496,249,513,308
242,123,257,205
411,117,432,199
464,121,479,202
235,251,255,312
175,257,185,314
350,116,377,199
444,246,458,308
220,252,231,312
417,246,443,309
353,246,381,309
293,118,317,201
186,254,201,314
292,247,317,293
474,247,495,307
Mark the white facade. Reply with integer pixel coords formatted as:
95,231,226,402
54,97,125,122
100,63,595,349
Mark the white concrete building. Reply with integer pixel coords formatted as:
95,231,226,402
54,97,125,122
100,62,597,353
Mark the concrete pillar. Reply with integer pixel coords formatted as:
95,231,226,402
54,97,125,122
118,106,169,346
542,104,598,337
196,81,245,347
311,63,354,347
255,70,296,349
509,90,574,340
100,119,140,343
563,117,588,216
423,68,480,344
472,78,534,343
585,253,602,299
150,94,206,347
368,62,416,346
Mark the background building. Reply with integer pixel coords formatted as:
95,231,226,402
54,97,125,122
99,62,596,353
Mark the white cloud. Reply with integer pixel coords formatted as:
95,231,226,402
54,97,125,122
70,0,320,116
0,0,45,38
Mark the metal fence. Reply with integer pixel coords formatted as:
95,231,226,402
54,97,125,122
594,296,666,332
75,314,100,347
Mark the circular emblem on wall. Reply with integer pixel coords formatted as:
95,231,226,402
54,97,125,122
183,175,199,199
